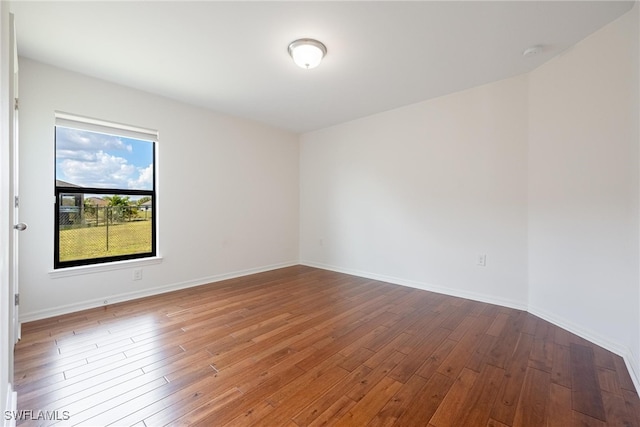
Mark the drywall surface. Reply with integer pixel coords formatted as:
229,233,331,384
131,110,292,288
18,58,299,320
1,1,15,421
528,6,639,384
300,74,529,309
300,5,640,389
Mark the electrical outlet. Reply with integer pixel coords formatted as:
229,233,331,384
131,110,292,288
133,269,143,281
477,254,487,267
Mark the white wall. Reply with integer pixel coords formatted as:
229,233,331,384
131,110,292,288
12,0,640,393
528,6,639,382
300,75,530,309
18,58,299,320
300,4,640,389
1,2,15,423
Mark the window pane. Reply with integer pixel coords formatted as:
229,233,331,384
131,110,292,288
58,193,154,263
55,126,154,191
54,119,156,268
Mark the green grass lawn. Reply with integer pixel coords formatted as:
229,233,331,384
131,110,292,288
60,220,152,262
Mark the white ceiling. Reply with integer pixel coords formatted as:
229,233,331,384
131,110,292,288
10,1,635,133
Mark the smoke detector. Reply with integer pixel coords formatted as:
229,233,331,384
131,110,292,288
522,45,543,57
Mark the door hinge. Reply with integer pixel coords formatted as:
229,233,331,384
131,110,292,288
14,195,19,208
14,98,18,110
14,294,19,306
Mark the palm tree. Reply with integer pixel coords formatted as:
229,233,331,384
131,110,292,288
136,196,151,207
104,195,132,223
104,195,131,207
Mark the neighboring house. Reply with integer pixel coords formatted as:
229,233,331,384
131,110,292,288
55,179,82,188
56,179,84,226
139,199,152,220
85,196,108,207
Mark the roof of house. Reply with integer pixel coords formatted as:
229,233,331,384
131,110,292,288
55,179,83,188
86,197,108,206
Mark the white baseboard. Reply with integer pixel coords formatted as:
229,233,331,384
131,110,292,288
18,259,640,393
20,261,298,323
4,384,16,427
625,351,640,394
302,260,639,393
300,260,528,311
529,304,640,393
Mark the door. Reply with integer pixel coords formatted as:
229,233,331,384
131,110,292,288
9,13,23,352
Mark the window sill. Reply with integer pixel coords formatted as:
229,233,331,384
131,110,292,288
49,256,163,279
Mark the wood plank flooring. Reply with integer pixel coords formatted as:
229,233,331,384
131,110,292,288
13,265,640,426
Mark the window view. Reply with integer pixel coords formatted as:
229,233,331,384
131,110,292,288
54,119,156,268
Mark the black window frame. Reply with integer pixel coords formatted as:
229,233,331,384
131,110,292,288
54,116,157,269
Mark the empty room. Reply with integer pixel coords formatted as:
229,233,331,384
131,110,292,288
1,1,639,426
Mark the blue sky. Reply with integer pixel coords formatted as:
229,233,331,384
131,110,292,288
55,126,154,190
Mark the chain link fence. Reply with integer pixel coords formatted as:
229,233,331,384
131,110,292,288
58,204,153,262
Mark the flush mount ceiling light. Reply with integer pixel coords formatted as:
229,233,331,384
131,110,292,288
288,38,327,69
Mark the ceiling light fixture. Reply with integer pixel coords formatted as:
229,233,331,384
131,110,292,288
288,38,327,69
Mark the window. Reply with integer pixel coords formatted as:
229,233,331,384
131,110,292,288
54,113,157,268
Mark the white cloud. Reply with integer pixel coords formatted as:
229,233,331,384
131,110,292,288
58,151,136,189
55,126,153,190
128,164,154,190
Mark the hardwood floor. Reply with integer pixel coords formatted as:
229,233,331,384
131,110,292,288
14,265,640,426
